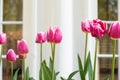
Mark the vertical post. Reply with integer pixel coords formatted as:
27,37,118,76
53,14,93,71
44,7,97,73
58,0,73,78
23,0,38,79
0,0,3,79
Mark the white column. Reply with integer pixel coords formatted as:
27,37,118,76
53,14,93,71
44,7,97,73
23,0,38,79
118,0,120,80
0,0,3,79
57,0,73,79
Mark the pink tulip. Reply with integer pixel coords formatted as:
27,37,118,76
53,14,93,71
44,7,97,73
81,20,90,33
6,49,16,62
0,33,7,44
108,22,120,39
17,39,29,54
90,19,107,39
47,27,62,43
35,32,47,43
47,27,54,43
54,27,62,43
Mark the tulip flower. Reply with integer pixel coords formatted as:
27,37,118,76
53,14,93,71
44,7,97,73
36,32,47,43
81,20,90,33
0,33,7,44
6,49,16,80
47,27,54,43
108,22,120,80
90,19,107,39
17,39,29,55
6,49,16,62
47,27,62,43
108,22,120,40
54,27,62,43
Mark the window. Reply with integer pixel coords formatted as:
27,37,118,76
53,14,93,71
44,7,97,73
0,0,23,79
98,0,118,80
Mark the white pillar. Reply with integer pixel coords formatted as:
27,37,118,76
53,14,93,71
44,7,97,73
57,0,73,79
23,0,38,79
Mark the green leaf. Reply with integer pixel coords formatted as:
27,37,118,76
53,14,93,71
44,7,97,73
88,55,93,80
29,77,35,80
67,70,79,80
42,61,51,80
102,76,109,80
84,52,90,74
49,57,53,72
60,77,66,80
77,54,85,80
26,67,30,80
13,68,19,80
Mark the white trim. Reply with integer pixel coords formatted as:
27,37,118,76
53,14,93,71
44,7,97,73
2,55,19,59
118,0,120,79
1,21,23,24
0,0,3,79
97,54,119,58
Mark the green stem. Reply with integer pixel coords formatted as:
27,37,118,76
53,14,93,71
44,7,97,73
52,44,56,80
40,44,43,65
10,62,13,80
93,39,98,80
0,45,3,65
111,40,116,80
22,59,25,80
84,33,88,66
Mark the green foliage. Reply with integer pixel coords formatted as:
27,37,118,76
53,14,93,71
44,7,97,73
40,58,59,80
61,70,78,80
25,67,35,80
78,52,93,80
103,76,109,80
13,69,19,80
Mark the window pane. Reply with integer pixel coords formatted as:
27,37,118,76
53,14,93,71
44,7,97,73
2,59,22,80
2,24,22,54
98,0,118,20
99,24,118,54
3,0,23,21
99,58,118,80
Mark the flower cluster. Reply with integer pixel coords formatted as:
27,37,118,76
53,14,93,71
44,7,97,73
81,19,120,39
81,19,120,80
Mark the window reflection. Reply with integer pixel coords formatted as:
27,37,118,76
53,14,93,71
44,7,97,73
3,0,23,21
98,0,118,20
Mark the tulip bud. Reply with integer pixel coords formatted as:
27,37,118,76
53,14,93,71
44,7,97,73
6,49,16,62
47,27,54,43
35,32,47,43
54,27,62,43
108,22,120,40
81,20,90,33
0,33,7,44
17,39,29,54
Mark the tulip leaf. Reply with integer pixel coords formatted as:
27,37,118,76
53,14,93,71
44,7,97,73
67,70,79,80
88,56,93,80
84,52,90,74
78,54,85,80
42,61,51,80
26,67,30,80
60,77,66,80
103,76,109,80
29,77,35,80
13,68,19,80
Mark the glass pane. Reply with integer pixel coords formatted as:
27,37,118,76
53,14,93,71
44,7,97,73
99,58,118,80
2,24,22,54
98,0,118,20
99,24,118,54
3,0,23,21
2,59,22,80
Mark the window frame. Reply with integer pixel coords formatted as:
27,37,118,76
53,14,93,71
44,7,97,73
96,0,120,80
